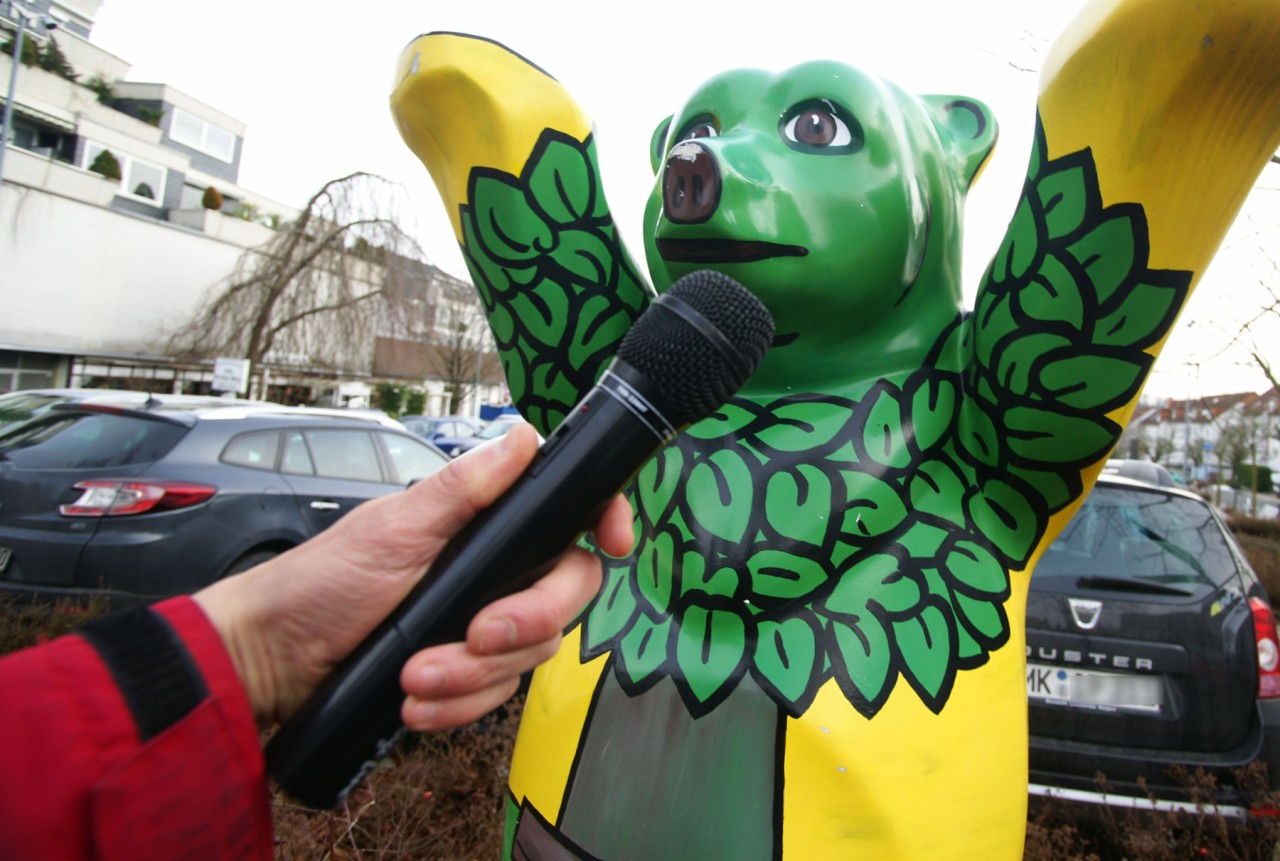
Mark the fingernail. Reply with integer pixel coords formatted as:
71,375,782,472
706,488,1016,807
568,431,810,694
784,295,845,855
479,617,517,654
413,663,445,694
405,699,441,727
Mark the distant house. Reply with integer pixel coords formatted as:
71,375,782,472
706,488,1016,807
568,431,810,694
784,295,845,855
1122,388,1280,492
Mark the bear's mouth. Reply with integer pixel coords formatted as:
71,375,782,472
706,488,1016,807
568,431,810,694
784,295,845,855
656,238,809,264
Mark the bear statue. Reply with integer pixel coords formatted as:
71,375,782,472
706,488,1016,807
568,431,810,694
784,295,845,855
390,1,1280,857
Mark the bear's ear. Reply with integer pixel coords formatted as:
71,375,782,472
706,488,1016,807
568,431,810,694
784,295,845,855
650,116,673,175
920,96,998,189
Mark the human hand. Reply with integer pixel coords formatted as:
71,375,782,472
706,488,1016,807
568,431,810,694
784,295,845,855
194,423,634,731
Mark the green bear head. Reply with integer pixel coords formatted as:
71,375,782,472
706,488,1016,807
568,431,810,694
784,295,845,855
642,60,997,394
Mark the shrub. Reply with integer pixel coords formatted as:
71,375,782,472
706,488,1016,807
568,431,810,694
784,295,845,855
1,34,39,67
404,388,427,417
135,105,163,127
201,186,223,211
88,149,122,181
1230,516,1280,604
84,73,115,104
37,36,77,81
373,382,406,417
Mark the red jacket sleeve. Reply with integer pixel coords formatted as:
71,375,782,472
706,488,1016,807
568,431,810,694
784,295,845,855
0,597,273,861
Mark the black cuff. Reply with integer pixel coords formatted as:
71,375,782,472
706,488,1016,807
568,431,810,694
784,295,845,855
79,607,209,742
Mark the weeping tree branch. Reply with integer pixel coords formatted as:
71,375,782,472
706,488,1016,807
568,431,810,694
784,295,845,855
167,173,430,374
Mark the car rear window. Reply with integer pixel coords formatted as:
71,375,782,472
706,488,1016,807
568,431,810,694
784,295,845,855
1035,485,1240,588
0,412,188,469
0,393,66,430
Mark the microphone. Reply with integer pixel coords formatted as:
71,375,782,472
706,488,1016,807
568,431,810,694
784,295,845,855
264,270,774,808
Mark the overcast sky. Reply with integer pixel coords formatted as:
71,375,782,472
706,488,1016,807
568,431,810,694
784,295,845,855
88,0,1279,402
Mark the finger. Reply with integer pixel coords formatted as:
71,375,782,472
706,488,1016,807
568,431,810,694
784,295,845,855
591,493,636,559
401,677,522,732
398,422,543,539
400,638,561,701
463,549,603,655
312,422,543,575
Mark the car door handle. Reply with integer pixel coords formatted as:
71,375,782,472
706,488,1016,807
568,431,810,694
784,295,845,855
309,500,341,511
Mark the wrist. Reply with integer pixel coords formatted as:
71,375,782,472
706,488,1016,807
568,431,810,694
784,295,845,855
194,568,281,729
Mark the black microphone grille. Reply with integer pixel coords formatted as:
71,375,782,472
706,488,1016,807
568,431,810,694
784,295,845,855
616,270,775,425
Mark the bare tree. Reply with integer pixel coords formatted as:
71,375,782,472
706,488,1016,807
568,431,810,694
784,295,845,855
167,172,427,377
423,273,500,415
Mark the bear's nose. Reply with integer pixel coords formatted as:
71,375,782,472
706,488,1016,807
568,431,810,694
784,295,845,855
662,141,721,224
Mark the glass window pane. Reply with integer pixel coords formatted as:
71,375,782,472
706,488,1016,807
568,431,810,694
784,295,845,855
380,432,448,484
221,431,279,470
305,430,382,482
171,111,203,148
126,161,164,203
281,431,315,475
0,413,186,468
205,125,235,161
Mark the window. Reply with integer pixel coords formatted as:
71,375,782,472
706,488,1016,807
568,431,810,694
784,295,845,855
221,432,280,470
380,431,448,485
169,108,236,163
0,413,187,469
82,142,166,206
304,430,383,483
281,431,315,475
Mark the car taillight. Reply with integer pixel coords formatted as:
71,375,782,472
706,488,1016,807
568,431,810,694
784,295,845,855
1249,596,1280,699
59,480,216,517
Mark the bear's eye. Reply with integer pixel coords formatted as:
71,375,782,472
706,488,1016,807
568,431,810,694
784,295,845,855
780,100,864,155
787,110,845,146
680,123,718,142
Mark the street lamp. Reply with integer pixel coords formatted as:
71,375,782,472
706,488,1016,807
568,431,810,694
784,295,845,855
0,0,58,185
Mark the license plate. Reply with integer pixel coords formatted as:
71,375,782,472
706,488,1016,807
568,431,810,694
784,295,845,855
0,546,10,573
1026,662,1162,713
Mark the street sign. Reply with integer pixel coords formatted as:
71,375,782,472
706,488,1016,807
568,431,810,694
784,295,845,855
212,357,251,394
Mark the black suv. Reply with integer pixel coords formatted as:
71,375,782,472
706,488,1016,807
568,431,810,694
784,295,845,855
1027,474,1280,816
0,404,449,606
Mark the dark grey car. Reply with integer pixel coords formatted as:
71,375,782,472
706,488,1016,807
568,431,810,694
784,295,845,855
1027,474,1280,817
0,404,449,606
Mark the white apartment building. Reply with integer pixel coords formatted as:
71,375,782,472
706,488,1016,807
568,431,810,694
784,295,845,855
0,0,502,416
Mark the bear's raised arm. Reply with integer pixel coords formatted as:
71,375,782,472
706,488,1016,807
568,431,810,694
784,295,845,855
391,33,653,434
963,0,1280,555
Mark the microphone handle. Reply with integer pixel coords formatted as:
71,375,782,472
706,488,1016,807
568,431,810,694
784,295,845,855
265,361,678,808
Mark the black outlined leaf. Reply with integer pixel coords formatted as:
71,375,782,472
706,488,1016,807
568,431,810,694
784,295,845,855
1036,163,1088,241
1037,353,1148,412
944,539,1009,598
747,549,830,600
754,616,821,709
755,401,855,453
824,554,922,618
765,464,834,546
1095,279,1186,348
830,615,892,713
894,603,955,707
526,136,596,225
1067,210,1139,305
675,606,746,705
1005,406,1117,465
472,174,553,263
583,566,638,655
687,449,755,544
618,613,672,686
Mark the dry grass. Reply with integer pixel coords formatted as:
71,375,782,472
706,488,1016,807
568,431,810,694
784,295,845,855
270,703,519,860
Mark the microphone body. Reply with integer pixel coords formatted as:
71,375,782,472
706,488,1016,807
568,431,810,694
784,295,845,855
265,271,774,809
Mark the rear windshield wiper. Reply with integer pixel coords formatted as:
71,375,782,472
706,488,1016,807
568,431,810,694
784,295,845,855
1075,575,1195,596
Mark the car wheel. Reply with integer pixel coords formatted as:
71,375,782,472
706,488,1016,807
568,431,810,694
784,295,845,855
221,549,280,578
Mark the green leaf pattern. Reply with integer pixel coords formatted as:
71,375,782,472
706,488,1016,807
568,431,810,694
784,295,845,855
465,116,1193,718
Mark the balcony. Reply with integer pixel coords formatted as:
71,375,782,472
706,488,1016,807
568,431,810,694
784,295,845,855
3,146,118,205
